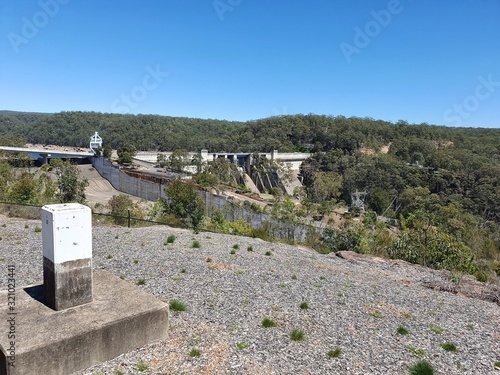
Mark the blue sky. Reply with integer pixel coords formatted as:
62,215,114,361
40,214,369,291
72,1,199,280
1,0,499,127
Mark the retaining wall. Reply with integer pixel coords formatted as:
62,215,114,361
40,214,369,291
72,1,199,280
92,158,320,242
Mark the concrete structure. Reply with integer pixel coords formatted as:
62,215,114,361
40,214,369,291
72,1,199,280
42,204,93,310
0,203,169,375
0,271,169,375
0,146,93,164
134,149,312,172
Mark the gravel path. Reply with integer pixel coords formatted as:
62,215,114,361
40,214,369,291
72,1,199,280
0,216,498,375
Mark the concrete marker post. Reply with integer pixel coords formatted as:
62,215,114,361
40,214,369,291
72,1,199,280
42,203,93,311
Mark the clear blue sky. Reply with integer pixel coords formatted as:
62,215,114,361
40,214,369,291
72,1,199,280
1,0,499,127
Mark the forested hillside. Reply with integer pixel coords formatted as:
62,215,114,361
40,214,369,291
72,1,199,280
1,110,499,280
0,111,244,151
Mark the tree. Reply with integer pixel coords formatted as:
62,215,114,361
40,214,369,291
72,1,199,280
8,173,40,204
109,194,134,225
0,159,13,201
165,179,205,230
103,145,112,159
117,144,136,164
167,149,190,172
51,160,89,204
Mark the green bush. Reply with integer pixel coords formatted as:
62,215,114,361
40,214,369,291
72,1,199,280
300,302,309,310
192,240,200,248
166,235,176,244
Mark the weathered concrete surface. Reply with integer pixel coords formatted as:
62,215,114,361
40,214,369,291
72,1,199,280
0,270,169,375
43,257,93,311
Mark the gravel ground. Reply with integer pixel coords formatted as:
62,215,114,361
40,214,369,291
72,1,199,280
0,216,499,375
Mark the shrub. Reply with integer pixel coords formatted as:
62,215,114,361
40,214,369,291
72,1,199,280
300,302,309,310
232,244,240,249
290,328,305,341
265,251,272,256
34,226,42,233
192,240,200,248
136,279,146,285
327,348,342,358
166,235,176,244
261,318,276,328
409,360,434,375
247,246,253,251
230,249,236,255
169,299,187,312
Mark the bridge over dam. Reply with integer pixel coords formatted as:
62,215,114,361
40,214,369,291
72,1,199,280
135,149,311,171
0,146,94,164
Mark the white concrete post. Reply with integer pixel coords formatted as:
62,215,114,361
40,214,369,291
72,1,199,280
42,203,93,311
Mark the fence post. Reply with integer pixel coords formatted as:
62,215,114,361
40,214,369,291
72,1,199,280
128,209,131,228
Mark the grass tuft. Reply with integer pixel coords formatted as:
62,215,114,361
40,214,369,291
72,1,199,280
135,362,148,372
409,360,434,375
236,341,249,350
169,299,187,312
192,240,200,248
290,328,305,341
440,342,457,352
406,345,426,357
261,318,277,328
189,348,201,357
136,279,146,285
429,324,444,334
300,302,309,310
397,326,409,335
327,348,342,358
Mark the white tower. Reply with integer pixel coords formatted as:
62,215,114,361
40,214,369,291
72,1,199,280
90,132,103,154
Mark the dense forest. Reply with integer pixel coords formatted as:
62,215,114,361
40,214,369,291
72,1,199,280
1,110,499,280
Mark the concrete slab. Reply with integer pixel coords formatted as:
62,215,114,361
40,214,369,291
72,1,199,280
0,270,169,375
